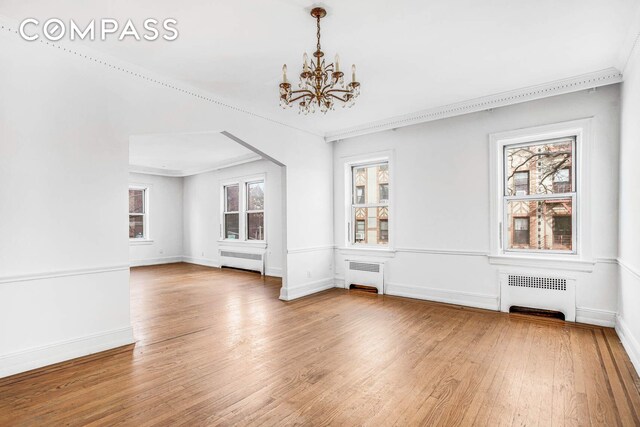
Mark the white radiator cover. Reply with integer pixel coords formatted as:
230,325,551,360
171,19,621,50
344,260,385,294
500,272,576,321
220,249,265,275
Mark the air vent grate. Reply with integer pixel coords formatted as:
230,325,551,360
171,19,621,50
220,251,262,261
349,262,380,273
508,275,566,291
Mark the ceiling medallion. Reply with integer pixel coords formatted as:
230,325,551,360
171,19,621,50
279,7,360,114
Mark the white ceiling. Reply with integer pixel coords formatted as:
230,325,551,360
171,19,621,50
2,0,639,136
129,132,261,176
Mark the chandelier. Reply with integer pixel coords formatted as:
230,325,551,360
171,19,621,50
279,7,360,114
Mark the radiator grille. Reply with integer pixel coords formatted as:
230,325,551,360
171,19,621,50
220,251,263,261
508,275,567,291
349,262,380,273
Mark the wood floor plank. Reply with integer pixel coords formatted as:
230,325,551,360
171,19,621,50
0,263,639,426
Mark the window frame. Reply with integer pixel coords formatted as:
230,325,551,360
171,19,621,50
220,174,266,244
222,183,240,240
502,136,577,255
245,180,265,241
129,185,150,241
343,151,394,250
489,118,593,264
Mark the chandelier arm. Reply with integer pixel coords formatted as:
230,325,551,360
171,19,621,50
290,89,315,96
326,88,353,94
327,93,351,102
288,93,315,103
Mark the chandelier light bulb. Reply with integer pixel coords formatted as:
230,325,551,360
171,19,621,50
335,54,340,72
352,64,356,82
282,64,288,83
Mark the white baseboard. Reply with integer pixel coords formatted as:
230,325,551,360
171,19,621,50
181,256,221,268
575,307,617,327
0,326,135,379
265,267,283,278
616,315,640,377
280,277,335,301
130,256,183,267
385,282,499,311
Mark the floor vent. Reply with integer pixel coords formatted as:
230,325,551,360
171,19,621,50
345,260,384,294
220,250,264,275
509,306,566,321
500,272,576,321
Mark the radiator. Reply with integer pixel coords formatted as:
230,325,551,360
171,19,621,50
500,272,576,321
344,260,384,294
220,250,265,275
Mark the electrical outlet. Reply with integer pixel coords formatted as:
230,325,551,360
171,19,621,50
201,251,205,257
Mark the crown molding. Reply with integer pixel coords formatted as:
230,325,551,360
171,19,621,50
0,14,322,139
130,153,262,178
325,68,623,142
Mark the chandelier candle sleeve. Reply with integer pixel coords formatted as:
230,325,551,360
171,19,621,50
278,7,360,114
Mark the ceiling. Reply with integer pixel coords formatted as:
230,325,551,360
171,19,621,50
129,132,261,176
2,0,639,136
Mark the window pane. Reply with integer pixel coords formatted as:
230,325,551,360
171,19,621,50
129,215,144,239
506,139,573,195
129,189,144,214
353,206,389,245
353,163,389,204
247,212,264,240
225,185,239,212
247,181,264,211
507,199,573,251
224,213,239,239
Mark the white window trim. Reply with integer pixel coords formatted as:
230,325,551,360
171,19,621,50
129,184,151,243
489,118,593,270
219,173,267,245
342,150,395,252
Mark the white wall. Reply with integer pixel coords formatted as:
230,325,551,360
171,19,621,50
129,173,184,267
183,160,284,277
0,20,332,377
334,85,621,324
617,41,640,374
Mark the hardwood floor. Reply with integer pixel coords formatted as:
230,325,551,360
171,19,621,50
1,263,639,426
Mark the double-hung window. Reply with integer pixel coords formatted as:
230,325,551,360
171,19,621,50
350,162,389,246
504,137,576,252
129,186,148,239
222,177,265,242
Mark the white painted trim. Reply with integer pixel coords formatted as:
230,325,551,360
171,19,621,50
129,153,262,178
395,247,488,257
575,307,617,327
0,264,130,285
0,14,321,138
287,245,335,254
265,267,283,278
0,326,135,379
326,68,622,141
616,315,640,377
181,256,221,268
337,247,396,259
619,257,640,281
129,239,154,246
279,277,335,301
488,255,596,272
130,256,183,267
385,282,499,311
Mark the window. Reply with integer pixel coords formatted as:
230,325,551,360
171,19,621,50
223,184,240,239
351,162,389,245
246,181,264,240
513,171,529,195
222,177,265,242
129,187,147,239
504,137,575,252
512,217,530,246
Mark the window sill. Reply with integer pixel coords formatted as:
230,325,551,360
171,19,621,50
218,240,267,250
130,239,154,246
338,246,396,258
488,254,595,272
